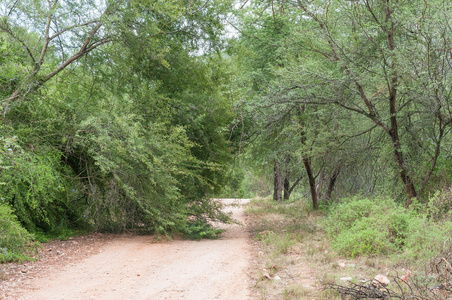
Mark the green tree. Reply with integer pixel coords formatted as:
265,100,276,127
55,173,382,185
235,0,452,204
230,3,349,208
0,0,237,235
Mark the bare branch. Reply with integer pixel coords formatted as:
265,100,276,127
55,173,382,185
7,0,19,17
240,0,249,10
38,0,58,66
48,20,100,41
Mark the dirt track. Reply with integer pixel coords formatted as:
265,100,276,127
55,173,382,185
3,199,252,300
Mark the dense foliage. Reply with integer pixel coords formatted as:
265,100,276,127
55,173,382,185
0,0,238,261
0,202,37,263
230,0,452,206
1,0,451,264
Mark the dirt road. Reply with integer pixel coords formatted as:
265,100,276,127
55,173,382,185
3,199,252,300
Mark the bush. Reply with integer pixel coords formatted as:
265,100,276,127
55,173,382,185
0,133,86,233
326,195,452,265
325,196,377,237
333,217,398,257
325,196,410,257
0,203,37,262
182,220,225,240
426,186,452,222
402,216,452,263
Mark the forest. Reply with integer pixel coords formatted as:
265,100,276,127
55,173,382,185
1,0,451,267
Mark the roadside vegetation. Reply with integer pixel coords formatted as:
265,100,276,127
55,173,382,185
0,204,37,263
0,0,238,262
233,1,452,298
246,190,452,299
1,5,452,297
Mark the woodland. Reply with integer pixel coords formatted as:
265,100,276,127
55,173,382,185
1,0,452,265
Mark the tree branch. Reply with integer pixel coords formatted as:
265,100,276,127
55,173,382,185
419,120,446,196
44,38,112,83
0,19,36,65
35,0,58,75
49,20,100,41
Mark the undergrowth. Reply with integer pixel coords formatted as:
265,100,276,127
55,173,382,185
324,192,452,299
0,203,39,263
247,190,452,299
182,220,225,240
325,195,452,267
246,196,324,299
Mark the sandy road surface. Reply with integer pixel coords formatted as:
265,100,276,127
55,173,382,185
9,199,252,300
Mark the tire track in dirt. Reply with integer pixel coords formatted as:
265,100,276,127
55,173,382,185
12,199,252,300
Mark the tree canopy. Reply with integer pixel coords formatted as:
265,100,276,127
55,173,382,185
0,0,451,249
0,0,236,237
229,0,452,207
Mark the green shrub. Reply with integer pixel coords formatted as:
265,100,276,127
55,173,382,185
326,195,452,263
0,203,37,262
325,196,376,237
0,133,86,233
333,222,393,257
426,186,452,222
402,216,452,262
182,220,225,240
326,196,411,257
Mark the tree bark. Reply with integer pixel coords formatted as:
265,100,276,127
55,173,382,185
283,177,290,200
326,164,342,201
297,106,319,209
315,171,326,201
273,160,283,203
283,154,291,200
303,157,318,209
273,161,278,202
385,3,417,204
288,176,302,195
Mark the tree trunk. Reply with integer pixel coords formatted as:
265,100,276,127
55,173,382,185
326,164,342,201
390,131,417,204
303,157,318,209
273,161,278,201
283,154,291,201
385,3,417,204
273,160,283,203
297,106,318,209
283,177,290,200
315,171,325,201
288,176,303,196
